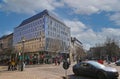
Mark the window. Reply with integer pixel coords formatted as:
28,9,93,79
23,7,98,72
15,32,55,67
48,31,49,35
50,20,52,25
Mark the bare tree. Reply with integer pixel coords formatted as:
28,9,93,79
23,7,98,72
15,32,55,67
75,44,85,61
104,38,119,60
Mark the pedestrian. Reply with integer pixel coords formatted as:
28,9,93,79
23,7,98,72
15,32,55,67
98,59,103,64
108,60,111,64
18,61,21,71
8,59,11,71
14,61,18,70
79,59,82,63
11,59,15,71
57,59,60,65
23,61,25,69
54,57,57,65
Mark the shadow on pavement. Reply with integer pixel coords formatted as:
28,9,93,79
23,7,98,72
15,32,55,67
0,70,10,73
62,74,95,79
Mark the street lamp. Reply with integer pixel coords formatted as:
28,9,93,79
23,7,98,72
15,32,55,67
22,38,25,61
21,37,25,71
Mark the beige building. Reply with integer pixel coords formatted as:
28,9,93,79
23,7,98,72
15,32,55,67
0,33,13,54
14,38,45,53
0,33,13,62
70,37,86,62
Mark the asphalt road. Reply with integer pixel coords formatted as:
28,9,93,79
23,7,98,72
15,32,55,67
39,63,95,79
39,62,120,79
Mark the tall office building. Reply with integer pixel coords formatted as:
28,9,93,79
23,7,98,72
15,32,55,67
13,10,70,57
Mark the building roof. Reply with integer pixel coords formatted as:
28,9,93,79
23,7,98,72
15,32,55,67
0,33,13,40
17,9,67,28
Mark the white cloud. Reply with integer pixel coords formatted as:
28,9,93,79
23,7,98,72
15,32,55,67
0,0,64,14
64,20,87,35
100,28,120,38
64,20,120,50
64,20,98,50
1,0,120,26
4,31,12,35
0,31,12,37
62,0,120,15
109,13,120,26
1,0,120,15
61,0,120,26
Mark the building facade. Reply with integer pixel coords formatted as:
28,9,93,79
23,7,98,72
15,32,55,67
0,33,13,53
13,10,70,64
70,37,85,62
0,33,13,64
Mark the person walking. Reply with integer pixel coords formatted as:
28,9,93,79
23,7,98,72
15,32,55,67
54,57,58,65
8,59,11,71
11,59,15,71
57,59,60,65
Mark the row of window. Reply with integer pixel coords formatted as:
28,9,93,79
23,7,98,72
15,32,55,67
47,17,68,32
48,25,69,36
16,39,45,52
47,17,70,41
45,38,68,50
16,18,44,32
14,29,45,44
47,31,69,41
15,25,44,37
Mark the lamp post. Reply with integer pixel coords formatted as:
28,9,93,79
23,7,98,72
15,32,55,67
21,37,25,71
71,37,76,62
22,38,25,61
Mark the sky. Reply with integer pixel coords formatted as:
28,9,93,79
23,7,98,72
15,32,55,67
0,0,120,50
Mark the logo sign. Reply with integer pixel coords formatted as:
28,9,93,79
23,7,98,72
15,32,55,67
63,61,69,70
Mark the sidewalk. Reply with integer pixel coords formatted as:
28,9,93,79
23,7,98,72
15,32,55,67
0,62,76,79
0,63,54,71
0,65,62,79
0,66,7,72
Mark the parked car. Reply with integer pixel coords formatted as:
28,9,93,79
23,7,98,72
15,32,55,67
115,59,120,66
73,60,119,79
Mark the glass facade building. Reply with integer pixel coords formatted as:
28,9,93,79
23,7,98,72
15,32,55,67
13,10,71,54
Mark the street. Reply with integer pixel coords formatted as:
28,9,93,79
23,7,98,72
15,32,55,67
0,62,120,79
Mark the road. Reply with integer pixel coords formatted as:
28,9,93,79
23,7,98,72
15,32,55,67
38,63,94,79
0,62,120,79
36,62,120,79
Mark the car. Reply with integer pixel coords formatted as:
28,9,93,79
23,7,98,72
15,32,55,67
115,59,120,66
73,60,119,79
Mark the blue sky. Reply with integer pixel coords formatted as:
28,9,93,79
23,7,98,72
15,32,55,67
0,0,120,50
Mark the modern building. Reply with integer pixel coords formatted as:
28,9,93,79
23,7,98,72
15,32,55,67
13,10,70,64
